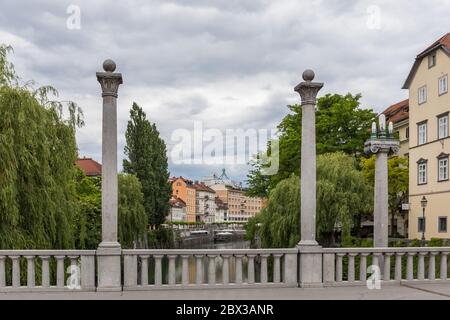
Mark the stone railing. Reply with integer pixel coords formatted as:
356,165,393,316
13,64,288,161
0,250,96,292
122,249,298,290
322,247,450,286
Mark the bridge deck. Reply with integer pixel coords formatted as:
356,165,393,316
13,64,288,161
1,283,449,300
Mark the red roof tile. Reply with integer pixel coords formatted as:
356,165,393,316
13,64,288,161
76,158,102,176
382,99,409,124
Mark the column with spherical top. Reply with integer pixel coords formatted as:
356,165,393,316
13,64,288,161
294,69,323,246
96,59,123,291
294,70,324,288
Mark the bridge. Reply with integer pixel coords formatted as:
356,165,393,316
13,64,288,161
0,62,448,300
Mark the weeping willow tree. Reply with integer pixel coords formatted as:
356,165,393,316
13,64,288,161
0,44,83,249
246,152,373,248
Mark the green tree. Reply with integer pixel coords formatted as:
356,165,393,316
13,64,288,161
246,152,373,248
361,155,409,237
118,173,147,248
247,94,376,197
0,44,83,249
123,103,171,227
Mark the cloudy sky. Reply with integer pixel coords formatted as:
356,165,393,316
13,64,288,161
1,0,449,182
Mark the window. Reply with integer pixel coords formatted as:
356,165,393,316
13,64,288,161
438,114,449,139
418,122,427,145
438,217,448,233
418,86,427,104
417,159,427,185
439,75,448,95
418,217,426,233
406,127,409,139
428,53,436,68
438,153,449,182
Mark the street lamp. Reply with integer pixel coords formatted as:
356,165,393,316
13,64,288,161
420,196,428,245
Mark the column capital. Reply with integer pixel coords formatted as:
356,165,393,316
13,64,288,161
294,69,323,106
96,59,123,98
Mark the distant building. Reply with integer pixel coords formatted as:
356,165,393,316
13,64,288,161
76,157,102,177
209,183,265,223
193,183,217,223
171,177,197,223
214,197,229,223
167,196,186,223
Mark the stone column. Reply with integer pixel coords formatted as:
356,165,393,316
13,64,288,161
364,116,399,249
294,69,324,288
295,69,323,246
96,59,123,291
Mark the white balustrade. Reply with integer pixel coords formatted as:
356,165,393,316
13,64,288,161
322,247,450,286
0,250,96,292
122,249,298,290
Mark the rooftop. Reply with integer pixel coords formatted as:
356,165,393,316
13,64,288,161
75,157,102,176
382,99,409,124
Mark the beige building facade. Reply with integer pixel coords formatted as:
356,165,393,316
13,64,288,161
404,33,450,240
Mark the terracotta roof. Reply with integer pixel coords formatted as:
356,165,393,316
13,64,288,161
382,99,409,124
193,182,215,193
169,196,186,208
76,158,102,176
403,33,450,89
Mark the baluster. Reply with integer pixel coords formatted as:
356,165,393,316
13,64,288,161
25,256,35,288
336,253,344,282
40,256,50,287
195,255,204,284
10,256,20,288
168,255,177,285
260,254,269,284
429,252,437,280
181,255,190,286
55,256,65,287
234,255,244,284
273,254,282,283
221,255,230,285
359,253,368,281
207,255,216,285
406,253,415,281
395,253,404,281
247,254,256,284
372,253,380,270
348,253,356,282
0,257,5,288
383,253,393,281
440,252,448,280
154,255,163,286
140,255,149,286
417,252,426,280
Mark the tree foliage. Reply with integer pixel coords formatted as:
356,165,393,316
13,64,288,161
118,173,147,248
0,44,83,249
247,93,376,197
123,103,171,227
360,155,409,236
246,153,373,248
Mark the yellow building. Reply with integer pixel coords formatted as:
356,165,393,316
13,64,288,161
171,177,197,223
403,33,450,240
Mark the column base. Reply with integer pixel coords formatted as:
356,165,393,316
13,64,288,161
97,242,122,292
297,244,323,288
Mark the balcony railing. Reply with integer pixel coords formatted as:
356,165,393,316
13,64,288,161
322,247,450,286
0,250,96,292
122,249,298,290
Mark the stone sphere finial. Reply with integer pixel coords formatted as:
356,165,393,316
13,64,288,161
302,69,315,81
103,59,116,72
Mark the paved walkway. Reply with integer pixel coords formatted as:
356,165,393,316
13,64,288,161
1,283,449,300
